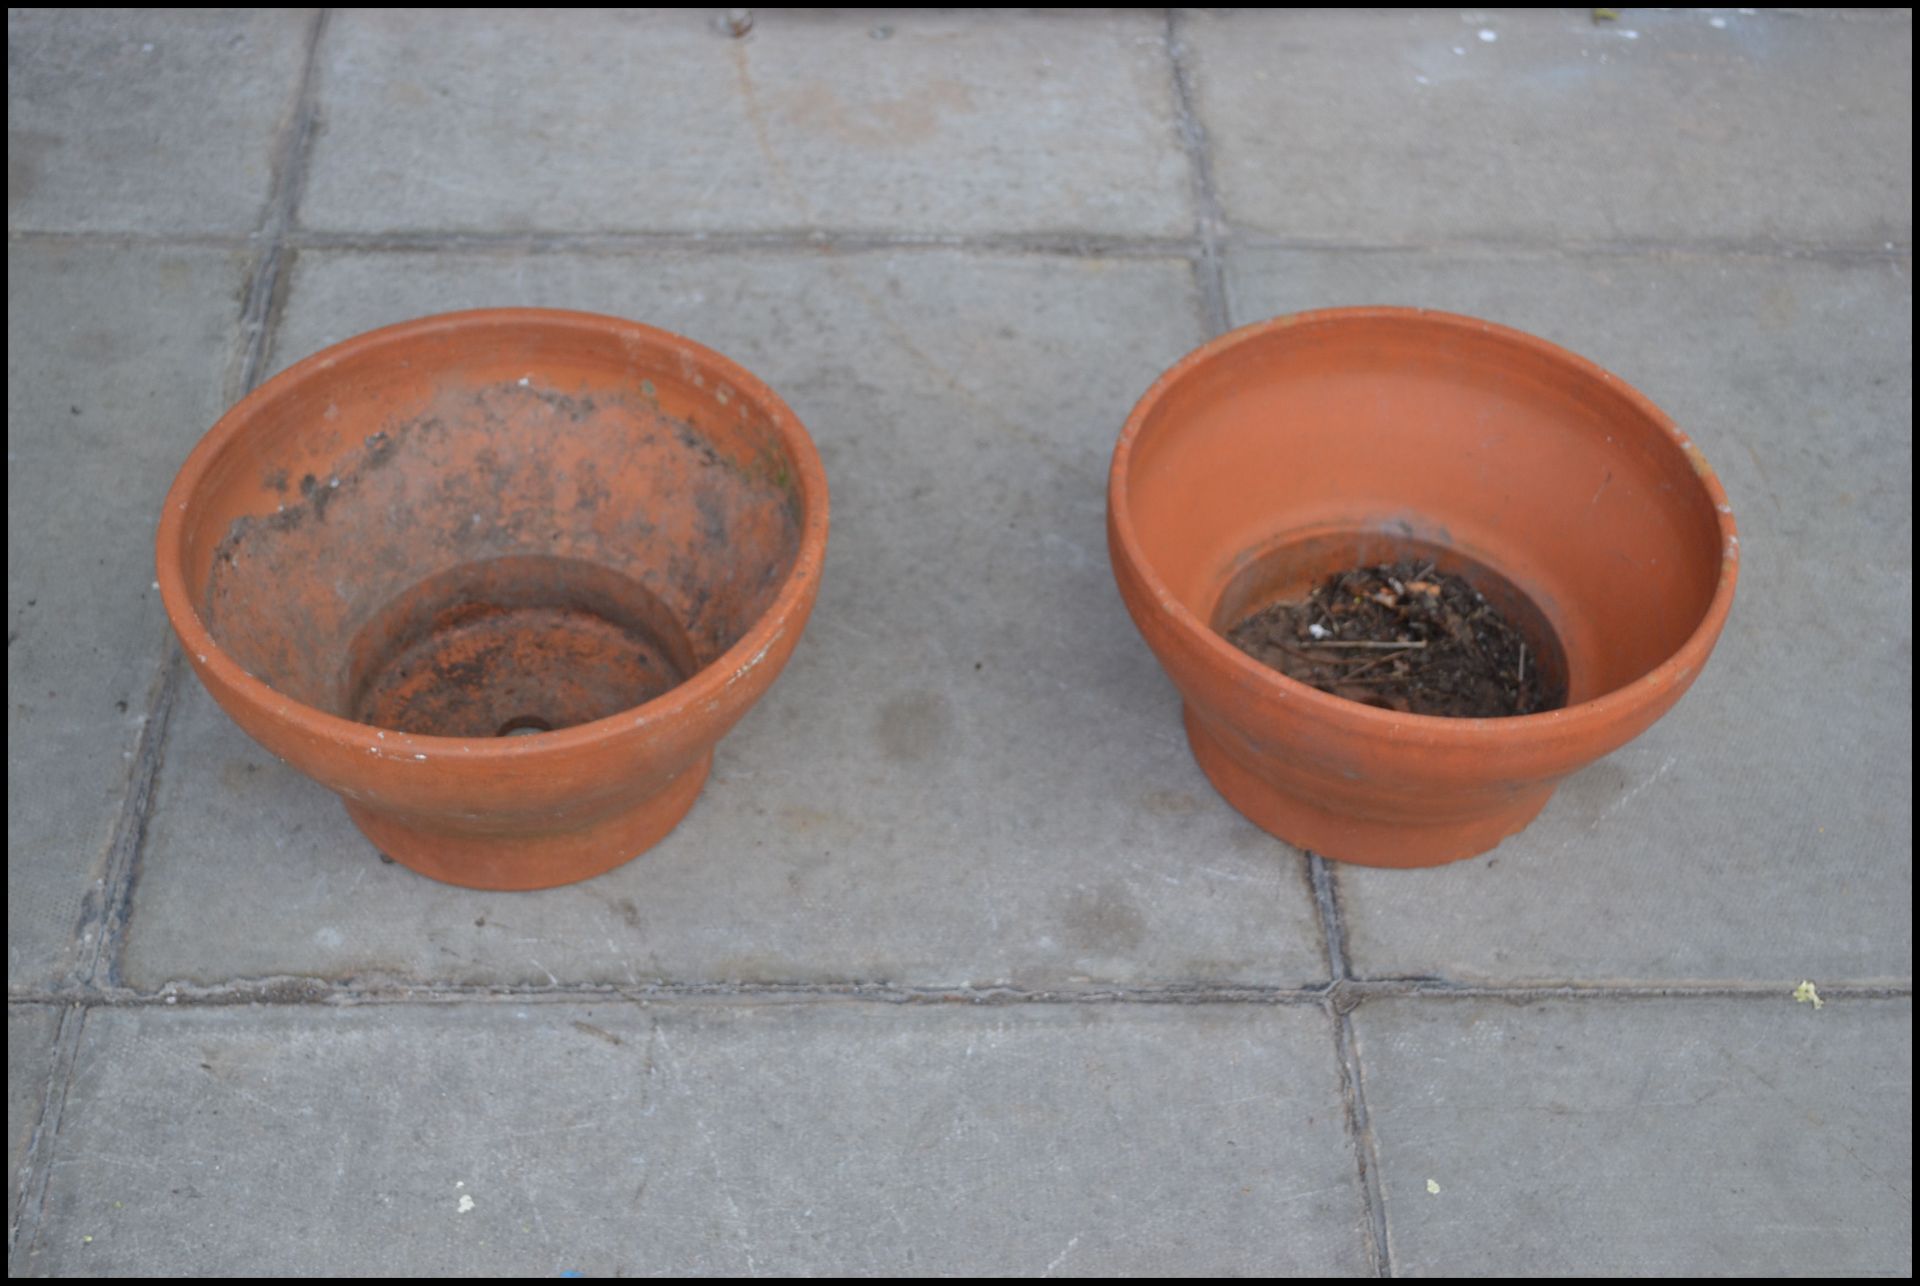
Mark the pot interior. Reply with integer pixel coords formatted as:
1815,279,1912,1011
176,316,808,737
1123,314,1730,706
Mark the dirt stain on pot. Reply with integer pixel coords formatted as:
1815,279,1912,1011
202,378,803,732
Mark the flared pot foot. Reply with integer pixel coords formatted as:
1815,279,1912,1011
1184,707,1554,868
343,753,712,890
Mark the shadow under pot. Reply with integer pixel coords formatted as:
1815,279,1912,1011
1106,307,1738,867
156,308,830,890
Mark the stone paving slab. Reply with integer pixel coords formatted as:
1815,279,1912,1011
7,1005,61,1221
300,9,1193,238
7,242,248,991
122,248,1333,992
1354,996,1914,1276
6,9,312,236
1226,247,1913,985
23,1001,1366,1276
1183,8,1912,247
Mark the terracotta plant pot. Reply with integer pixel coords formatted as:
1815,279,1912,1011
1107,308,1738,867
157,309,829,890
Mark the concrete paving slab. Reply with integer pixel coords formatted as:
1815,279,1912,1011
6,9,312,235
7,242,248,991
300,10,1193,238
123,248,1332,991
1182,8,1912,247
27,1001,1365,1276
1355,995,1914,1276
1225,247,1913,984
7,1004,61,1221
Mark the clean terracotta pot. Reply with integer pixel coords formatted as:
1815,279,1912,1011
157,309,829,890
1107,308,1738,867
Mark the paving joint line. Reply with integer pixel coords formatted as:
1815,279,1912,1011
1226,233,1911,264
8,978,1909,1010
1310,854,1353,983
230,7,329,398
6,1003,85,1265
82,669,180,992
1329,1000,1393,1276
283,228,1203,258
1309,853,1390,1272
7,228,265,249
9,226,1906,264
1165,9,1232,335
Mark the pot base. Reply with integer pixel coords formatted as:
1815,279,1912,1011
1184,707,1554,868
343,752,712,890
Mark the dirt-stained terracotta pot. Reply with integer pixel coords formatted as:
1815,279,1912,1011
1108,308,1737,867
158,309,828,890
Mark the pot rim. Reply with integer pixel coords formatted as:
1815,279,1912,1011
1107,305,1739,744
155,306,830,762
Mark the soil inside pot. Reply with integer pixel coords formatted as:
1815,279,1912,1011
1225,559,1568,718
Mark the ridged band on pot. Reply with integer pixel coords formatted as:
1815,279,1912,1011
157,309,829,890
1107,307,1738,867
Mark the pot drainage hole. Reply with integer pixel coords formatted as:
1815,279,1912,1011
1225,558,1568,718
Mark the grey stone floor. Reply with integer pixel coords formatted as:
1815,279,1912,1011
7,8,1911,1276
